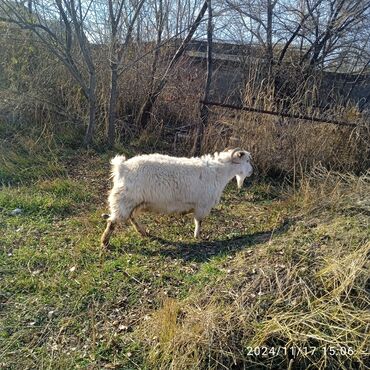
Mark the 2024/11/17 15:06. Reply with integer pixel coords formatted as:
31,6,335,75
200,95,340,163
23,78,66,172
245,346,355,357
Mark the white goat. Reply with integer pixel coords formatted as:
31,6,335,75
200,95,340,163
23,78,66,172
101,148,253,247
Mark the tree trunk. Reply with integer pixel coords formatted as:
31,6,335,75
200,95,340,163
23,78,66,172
107,62,118,147
192,0,213,156
83,72,97,146
106,0,146,146
136,94,157,129
266,0,274,71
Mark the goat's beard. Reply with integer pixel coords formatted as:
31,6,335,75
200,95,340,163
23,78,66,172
236,175,245,189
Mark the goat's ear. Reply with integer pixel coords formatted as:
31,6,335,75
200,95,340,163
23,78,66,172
237,152,245,158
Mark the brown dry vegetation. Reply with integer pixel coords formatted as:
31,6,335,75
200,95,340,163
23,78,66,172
205,112,369,178
137,168,370,370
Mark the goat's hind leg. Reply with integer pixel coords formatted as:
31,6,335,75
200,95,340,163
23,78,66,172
101,199,135,248
101,219,116,248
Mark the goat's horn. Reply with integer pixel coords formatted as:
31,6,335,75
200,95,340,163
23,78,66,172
230,147,242,159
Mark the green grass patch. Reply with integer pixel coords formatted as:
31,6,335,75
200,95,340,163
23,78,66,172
0,123,65,184
0,179,92,217
0,148,368,369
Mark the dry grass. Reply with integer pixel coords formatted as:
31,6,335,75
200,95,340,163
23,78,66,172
201,111,370,180
137,168,370,369
196,66,370,178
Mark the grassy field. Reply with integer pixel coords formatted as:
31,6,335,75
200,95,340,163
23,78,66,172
0,148,369,369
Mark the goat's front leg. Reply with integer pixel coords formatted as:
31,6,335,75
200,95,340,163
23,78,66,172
130,217,148,237
194,207,211,239
194,218,202,239
101,220,116,247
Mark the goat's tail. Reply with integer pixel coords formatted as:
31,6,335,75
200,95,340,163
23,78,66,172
110,155,126,182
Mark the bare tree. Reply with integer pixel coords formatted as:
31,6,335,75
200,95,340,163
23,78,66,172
135,0,208,129
277,0,323,64
225,0,278,68
298,0,370,69
147,0,166,94
106,0,146,147
223,0,370,71
0,0,98,146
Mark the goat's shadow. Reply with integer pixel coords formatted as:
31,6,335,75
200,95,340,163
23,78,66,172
116,220,293,263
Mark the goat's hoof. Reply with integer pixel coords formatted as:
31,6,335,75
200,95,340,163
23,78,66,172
141,229,150,237
101,238,111,248
101,243,115,254
136,228,149,237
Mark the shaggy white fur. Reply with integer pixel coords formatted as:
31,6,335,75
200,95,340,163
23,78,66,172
101,148,253,247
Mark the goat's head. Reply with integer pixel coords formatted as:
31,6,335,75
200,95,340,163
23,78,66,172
229,148,253,188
